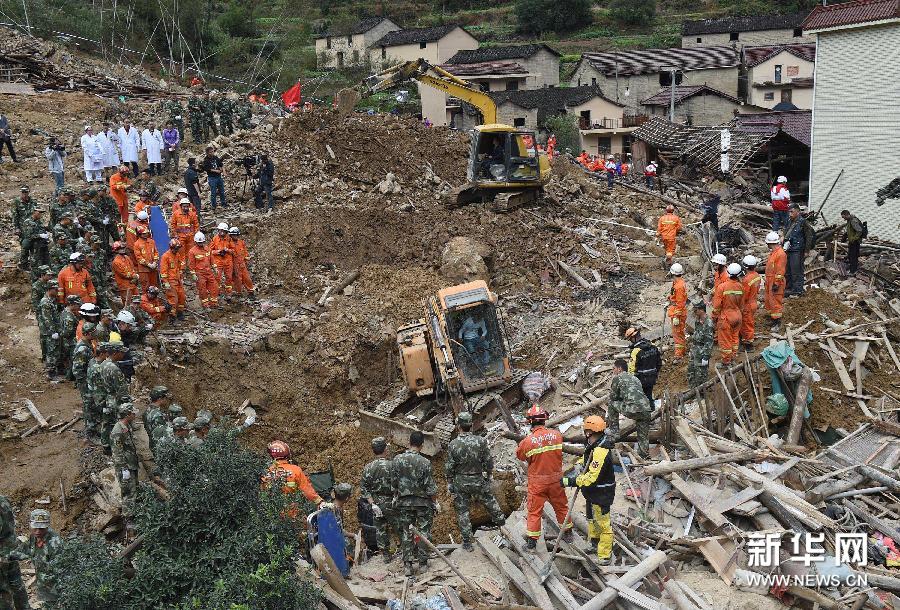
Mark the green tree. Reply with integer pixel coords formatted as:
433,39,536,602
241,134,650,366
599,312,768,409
516,0,593,34
218,3,258,39
609,0,657,26
544,114,580,154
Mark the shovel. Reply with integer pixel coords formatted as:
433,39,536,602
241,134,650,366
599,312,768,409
538,487,580,584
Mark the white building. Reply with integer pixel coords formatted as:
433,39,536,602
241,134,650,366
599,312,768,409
743,44,816,110
682,13,813,48
314,17,401,69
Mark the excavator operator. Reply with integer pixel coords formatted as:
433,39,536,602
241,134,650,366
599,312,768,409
479,135,506,179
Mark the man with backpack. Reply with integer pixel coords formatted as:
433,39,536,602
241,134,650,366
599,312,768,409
784,204,812,297
840,210,866,275
624,327,662,403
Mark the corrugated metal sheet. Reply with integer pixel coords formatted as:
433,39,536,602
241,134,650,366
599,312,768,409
809,24,900,239
582,46,739,77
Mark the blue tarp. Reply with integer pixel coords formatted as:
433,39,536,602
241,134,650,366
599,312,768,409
148,205,170,256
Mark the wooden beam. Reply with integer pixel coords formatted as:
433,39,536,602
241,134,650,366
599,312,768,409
23,399,48,427
642,450,760,477
577,550,669,610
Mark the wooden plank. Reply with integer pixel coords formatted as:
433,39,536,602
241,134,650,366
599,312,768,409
693,538,737,585
707,487,763,515
608,580,673,610
501,522,579,610
824,338,872,417
853,341,870,396
23,399,48,427
882,331,900,373
668,474,728,531
642,450,760,476
475,531,549,609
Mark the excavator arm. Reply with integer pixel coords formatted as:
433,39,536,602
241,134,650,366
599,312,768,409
365,59,498,124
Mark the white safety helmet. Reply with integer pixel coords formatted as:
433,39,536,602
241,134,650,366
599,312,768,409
137,210,149,221
69,252,83,262
727,262,742,277
179,198,191,206
669,263,684,276
765,231,781,244
194,231,206,243
216,222,229,231
711,253,727,266
742,255,759,268
79,302,99,315
777,176,788,183
177,187,188,194
228,226,240,235
116,310,136,325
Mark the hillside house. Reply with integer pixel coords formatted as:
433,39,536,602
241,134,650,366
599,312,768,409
370,25,479,126
446,43,561,88
571,46,740,116
641,85,742,125
743,44,816,109
314,17,400,69
804,0,900,239
682,13,814,48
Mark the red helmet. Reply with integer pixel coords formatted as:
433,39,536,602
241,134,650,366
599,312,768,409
525,405,549,422
267,440,291,459
112,241,125,251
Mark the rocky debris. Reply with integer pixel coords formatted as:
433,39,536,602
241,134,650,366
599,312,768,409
439,236,490,283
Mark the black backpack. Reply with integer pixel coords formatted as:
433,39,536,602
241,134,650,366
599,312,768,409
635,340,662,375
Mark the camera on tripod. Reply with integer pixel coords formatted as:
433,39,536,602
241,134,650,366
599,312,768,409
235,155,260,175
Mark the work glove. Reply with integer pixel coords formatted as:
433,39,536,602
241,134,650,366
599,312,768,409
560,477,577,488
672,317,680,327
39,233,50,240
783,241,791,251
102,216,110,225
51,333,59,339
319,501,334,511
148,262,157,269
372,504,383,518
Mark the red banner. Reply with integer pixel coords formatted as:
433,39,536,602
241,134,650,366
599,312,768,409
281,82,302,108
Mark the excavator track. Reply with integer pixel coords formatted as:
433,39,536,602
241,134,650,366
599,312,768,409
491,188,541,213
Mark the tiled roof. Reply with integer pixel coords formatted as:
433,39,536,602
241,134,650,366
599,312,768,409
489,85,622,125
803,0,900,31
441,61,527,77
733,110,812,146
324,17,395,37
581,46,739,77
446,44,560,64
372,24,466,47
683,12,808,36
641,85,740,106
743,43,816,67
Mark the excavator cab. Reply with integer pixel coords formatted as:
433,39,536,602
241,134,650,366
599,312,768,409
469,127,542,184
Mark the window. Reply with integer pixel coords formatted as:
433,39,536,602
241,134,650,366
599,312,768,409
513,118,526,127
730,32,739,41
591,77,597,86
347,35,352,45
781,89,792,103
793,28,803,37
774,65,782,83
352,50,359,63
420,41,427,49
506,80,519,91
696,37,702,43
326,36,332,50
381,47,386,59
597,137,612,154
337,52,344,68
577,79,582,86
763,92,775,101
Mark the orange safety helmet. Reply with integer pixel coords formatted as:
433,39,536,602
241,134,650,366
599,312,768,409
267,440,291,459
525,405,549,422
583,415,606,434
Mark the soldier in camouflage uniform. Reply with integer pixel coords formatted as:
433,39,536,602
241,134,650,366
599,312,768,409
360,437,398,562
607,358,653,458
445,412,505,551
95,309,113,343
30,265,51,313
216,96,234,135
37,281,61,378
99,341,131,453
202,92,219,142
236,100,252,130
21,206,50,273
52,212,78,243
87,239,110,309
48,233,72,275
0,494,30,610
111,403,140,519
59,295,81,380
95,184,121,252
11,186,34,269
166,100,186,140
86,344,108,447
143,386,170,453
72,322,99,441
6,510,61,605
151,404,182,454
687,302,715,387
188,93,204,143
49,189,73,227
391,430,438,576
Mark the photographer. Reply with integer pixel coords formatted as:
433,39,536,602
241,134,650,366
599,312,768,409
44,137,67,195
254,153,275,211
0,114,17,163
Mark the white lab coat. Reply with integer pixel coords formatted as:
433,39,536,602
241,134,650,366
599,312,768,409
102,129,120,167
118,126,140,163
141,128,163,165
80,134,104,171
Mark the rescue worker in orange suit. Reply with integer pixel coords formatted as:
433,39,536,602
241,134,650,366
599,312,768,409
667,263,688,360
210,222,234,297
125,210,150,260
159,239,187,320
169,198,199,266
133,190,151,216
140,285,171,324
740,255,762,348
515,405,573,551
561,416,615,564
656,204,683,265
188,231,219,308
111,241,140,303
57,252,97,305
262,440,332,519
133,225,159,289
764,231,787,330
711,253,728,293
109,165,131,223
228,226,254,296
712,263,744,365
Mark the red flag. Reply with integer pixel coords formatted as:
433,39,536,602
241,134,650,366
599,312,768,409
281,82,302,108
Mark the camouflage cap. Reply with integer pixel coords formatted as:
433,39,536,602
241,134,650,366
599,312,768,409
47,279,59,289
20,185,30,192
87,188,98,197
172,416,191,430
197,409,213,421
117,402,138,417
81,321,97,334
95,342,110,352
106,340,128,353
60,211,74,220
371,436,387,453
66,294,82,304
168,404,183,416
194,414,211,427
334,482,353,499
457,412,473,426
29,509,51,529
33,204,47,212
149,385,169,401
37,265,51,274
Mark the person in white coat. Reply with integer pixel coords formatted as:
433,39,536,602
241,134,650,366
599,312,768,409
141,122,163,176
118,121,140,176
101,122,121,174
80,125,104,183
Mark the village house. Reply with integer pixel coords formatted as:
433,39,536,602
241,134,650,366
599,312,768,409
682,13,814,48
742,43,816,110
445,43,561,89
314,17,400,69
641,85,742,125
804,0,900,239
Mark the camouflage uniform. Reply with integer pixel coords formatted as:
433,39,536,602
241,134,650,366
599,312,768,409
216,98,234,135
49,196,72,227
111,409,139,517
20,215,49,272
391,449,437,569
87,246,110,309
360,454,399,557
10,195,33,237
30,268,50,313
236,101,252,130
188,95,204,143
37,293,60,374
99,358,129,450
47,239,72,275
96,192,121,249
201,96,219,142
59,306,79,379
688,317,716,388
86,355,106,444
95,319,112,343
0,495,30,610
7,519,62,604
445,430,505,546
608,371,653,458
133,176,161,202
72,337,98,438
167,100,185,140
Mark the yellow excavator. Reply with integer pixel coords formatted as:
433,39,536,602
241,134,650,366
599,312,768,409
349,58,552,209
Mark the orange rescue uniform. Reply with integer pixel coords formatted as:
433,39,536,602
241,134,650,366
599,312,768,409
231,238,254,294
656,213,682,260
516,425,572,540
210,234,234,294
668,276,688,358
169,208,199,264
140,294,169,322
109,173,131,223
713,266,728,293
765,246,787,321
740,270,762,343
133,199,150,216
262,459,323,518
712,278,743,364
57,266,97,304
133,236,160,289
159,249,187,313
188,244,219,308
112,253,140,302
124,220,149,260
